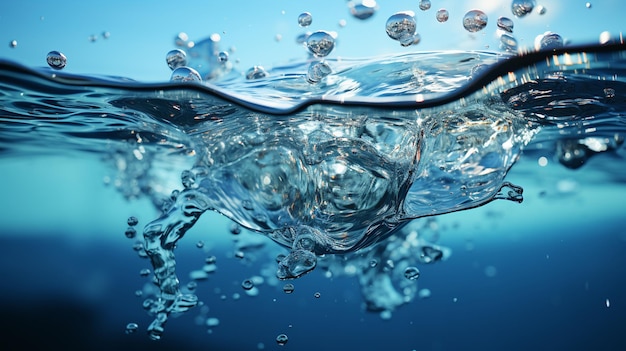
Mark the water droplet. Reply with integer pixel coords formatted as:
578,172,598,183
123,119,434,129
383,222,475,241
46,51,67,70
314,292,321,298
306,61,332,84
586,2,592,9
245,66,268,80
419,0,431,11
462,10,488,33
170,66,202,83
435,9,449,23
338,19,347,27
140,268,151,277
306,30,335,58
125,227,137,239
9,40,17,48
102,31,110,39
127,216,139,226
385,11,417,44
283,283,295,294
166,49,187,71
217,51,229,63
242,279,254,290
125,322,139,334
484,265,498,277
539,32,563,50
403,266,421,280
196,241,204,249
349,0,378,20
497,17,514,33
276,333,289,346
298,12,313,27
511,0,535,17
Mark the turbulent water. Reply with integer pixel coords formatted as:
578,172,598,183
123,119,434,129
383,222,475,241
1,42,625,339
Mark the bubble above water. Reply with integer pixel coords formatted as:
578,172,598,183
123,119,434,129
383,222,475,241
306,30,335,58
404,266,421,280
385,11,417,44
348,0,378,20
462,10,488,33
511,0,536,17
276,333,289,346
419,0,431,11
246,66,269,80
170,66,202,83
298,12,313,27
166,49,187,70
46,51,67,70
538,32,564,50
500,33,518,52
436,9,449,23
497,17,514,33
306,61,332,84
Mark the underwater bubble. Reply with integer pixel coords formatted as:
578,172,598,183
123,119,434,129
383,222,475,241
186,281,198,291
338,19,347,27
539,32,564,50
205,255,217,264
283,283,295,294
235,251,245,259
276,333,289,346
196,241,204,249
125,227,137,239
511,0,535,17
586,2,592,8
245,66,269,80
181,169,195,189
217,51,229,63
306,30,335,58
125,322,139,334
9,40,17,48
139,268,151,277
166,49,187,70
497,17,514,33
127,216,139,226
276,249,317,279
604,88,615,99
436,9,449,23
298,12,313,27
102,31,110,39
242,279,254,290
306,61,332,84
419,0,431,11
46,51,67,70
403,266,421,280
348,0,378,20
295,32,311,45
462,10,488,33
536,5,546,15
229,223,242,235
314,292,321,298
385,11,417,44
170,66,202,83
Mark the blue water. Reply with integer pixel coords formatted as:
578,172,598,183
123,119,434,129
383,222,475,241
1,38,626,350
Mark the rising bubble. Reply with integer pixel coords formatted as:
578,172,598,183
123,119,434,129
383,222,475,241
217,51,229,63
314,292,321,298
283,283,295,294
586,2,592,9
436,9,449,23
419,0,431,11
403,266,421,280
166,49,187,70
536,5,547,15
298,12,313,27
276,333,289,346
462,10,488,33
125,322,139,334
348,0,378,20
306,30,335,58
385,11,417,44
46,51,67,70
242,279,254,290
170,66,202,83
9,40,17,48
511,0,536,17
497,17,514,33
127,216,139,226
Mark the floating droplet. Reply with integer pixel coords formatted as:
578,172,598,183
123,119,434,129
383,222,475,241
218,51,229,63
46,51,67,70
125,227,137,239
166,49,187,70
127,216,139,226
306,61,332,84
174,32,189,47
511,0,535,17
276,333,289,346
605,298,610,307
497,17,514,33
245,66,268,80
462,10,488,33
306,30,335,58
283,283,295,294
539,32,564,50
349,0,378,20
298,12,313,27
436,9,449,23
170,66,202,83
125,322,139,334
242,279,254,290
403,266,421,280
9,40,17,48
419,0,431,11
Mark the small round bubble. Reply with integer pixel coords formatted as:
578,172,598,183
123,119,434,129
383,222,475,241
170,66,202,83
403,266,421,280
497,17,514,33
9,40,17,48
241,279,254,290
462,10,488,33
314,292,321,298
166,49,187,70
349,0,378,20
127,216,139,226
586,2,592,9
276,333,289,346
125,227,137,239
419,0,431,11
217,51,229,63
536,5,547,15
46,51,67,70
283,283,295,294
306,30,335,58
385,11,417,42
298,12,313,27
511,0,536,17
125,322,139,334
436,9,449,23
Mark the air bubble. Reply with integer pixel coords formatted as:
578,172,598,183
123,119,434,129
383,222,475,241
206,317,220,327
246,66,269,80
170,66,202,83
511,0,535,17
166,49,187,70
125,322,139,334
604,88,615,99
9,40,17,48
418,288,432,299
403,266,421,280
314,292,321,298
497,17,514,33
242,279,254,290
462,10,488,33
218,51,229,63
127,216,139,226
586,2,592,9
306,61,332,84
139,268,151,277
235,251,245,259
196,241,204,249
298,12,313,27
348,0,378,20
306,30,335,58
419,0,431,11
500,33,518,52
125,227,137,239
276,333,289,346
539,32,564,50
276,249,317,279
385,11,417,44
283,283,295,294
46,51,67,70
229,223,242,235
436,9,449,23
